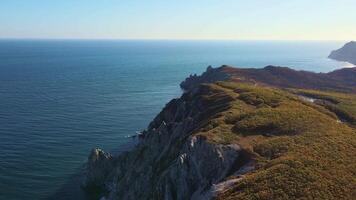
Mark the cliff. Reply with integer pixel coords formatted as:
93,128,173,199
329,41,356,65
82,66,356,200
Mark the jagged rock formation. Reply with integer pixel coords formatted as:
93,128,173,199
180,65,231,91
82,66,356,200
82,84,254,200
82,148,113,190
329,41,356,65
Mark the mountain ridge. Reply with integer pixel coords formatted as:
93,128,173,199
181,65,356,93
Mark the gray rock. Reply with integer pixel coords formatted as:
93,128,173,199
82,84,252,200
82,148,113,189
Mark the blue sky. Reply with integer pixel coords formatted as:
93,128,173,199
0,0,355,40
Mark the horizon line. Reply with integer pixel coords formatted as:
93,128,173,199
0,37,350,42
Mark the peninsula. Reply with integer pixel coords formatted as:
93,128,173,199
82,65,356,200
329,41,356,65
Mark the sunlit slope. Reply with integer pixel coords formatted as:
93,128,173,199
189,82,356,200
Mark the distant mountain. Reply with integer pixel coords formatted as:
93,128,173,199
329,41,356,65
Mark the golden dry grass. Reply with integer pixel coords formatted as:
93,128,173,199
190,82,356,200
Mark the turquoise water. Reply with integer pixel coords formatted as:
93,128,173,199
0,40,348,200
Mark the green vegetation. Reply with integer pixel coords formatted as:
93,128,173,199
190,82,356,200
289,89,356,126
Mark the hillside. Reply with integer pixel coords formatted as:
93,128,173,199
328,41,356,65
82,66,356,200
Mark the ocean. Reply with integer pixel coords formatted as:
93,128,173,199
0,40,350,200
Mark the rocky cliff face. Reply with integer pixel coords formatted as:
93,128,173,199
82,84,253,200
329,41,356,65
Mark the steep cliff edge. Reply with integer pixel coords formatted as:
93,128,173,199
329,41,356,65
82,66,356,200
82,83,252,199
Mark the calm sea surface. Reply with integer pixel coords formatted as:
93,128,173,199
0,40,349,200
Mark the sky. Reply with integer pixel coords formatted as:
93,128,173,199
0,0,355,40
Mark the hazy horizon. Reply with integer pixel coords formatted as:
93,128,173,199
0,38,351,42
1,0,355,41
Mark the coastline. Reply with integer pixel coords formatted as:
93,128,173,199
0,40,354,200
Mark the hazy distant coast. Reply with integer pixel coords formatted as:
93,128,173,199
329,41,356,65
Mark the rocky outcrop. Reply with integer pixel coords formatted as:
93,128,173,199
82,84,252,200
82,148,114,190
329,41,356,65
180,65,231,91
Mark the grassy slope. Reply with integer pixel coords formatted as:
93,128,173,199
190,82,356,200
289,89,356,126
